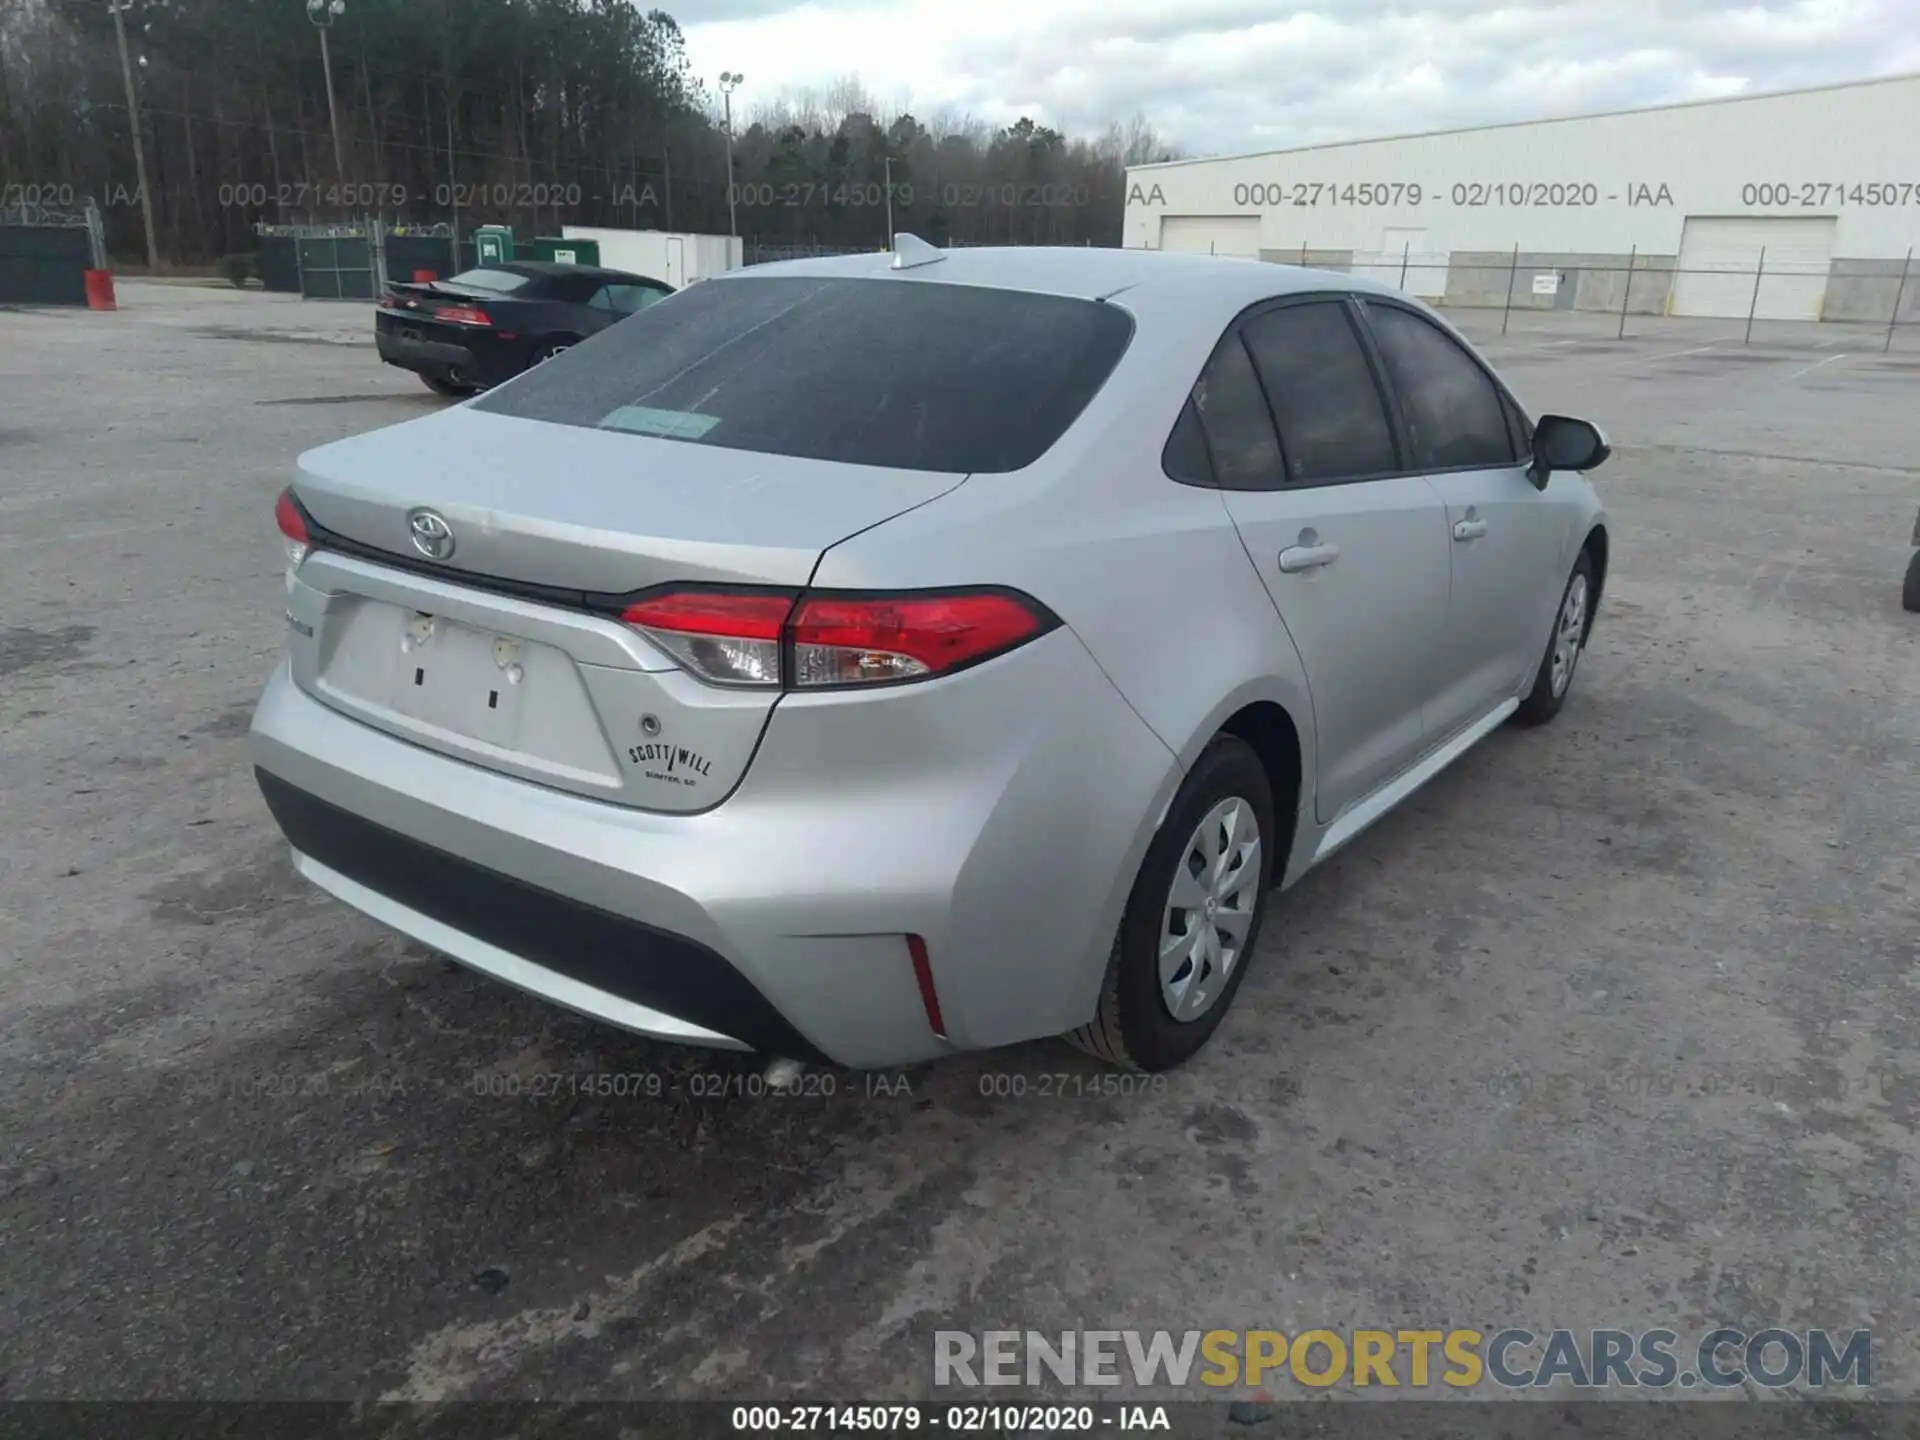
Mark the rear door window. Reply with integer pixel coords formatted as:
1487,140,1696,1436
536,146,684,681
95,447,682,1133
475,276,1135,474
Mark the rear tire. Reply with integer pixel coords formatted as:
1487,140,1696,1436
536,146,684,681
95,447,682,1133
526,339,574,369
1903,550,1920,613
1066,735,1275,1071
1514,549,1594,728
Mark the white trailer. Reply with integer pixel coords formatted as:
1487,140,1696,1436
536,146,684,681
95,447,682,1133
559,227,742,289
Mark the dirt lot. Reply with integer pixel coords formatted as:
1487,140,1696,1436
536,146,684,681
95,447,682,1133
1,281,1916,1405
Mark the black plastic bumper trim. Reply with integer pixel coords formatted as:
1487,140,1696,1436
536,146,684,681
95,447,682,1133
255,767,830,1064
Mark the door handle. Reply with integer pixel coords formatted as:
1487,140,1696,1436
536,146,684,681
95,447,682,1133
1453,518,1488,542
1278,542,1341,573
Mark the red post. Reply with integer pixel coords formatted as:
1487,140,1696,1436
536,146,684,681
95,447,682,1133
413,269,437,283
84,269,117,311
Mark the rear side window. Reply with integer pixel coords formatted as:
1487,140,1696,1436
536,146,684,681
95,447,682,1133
1162,397,1215,486
475,276,1134,474
587,284,663,314
609,284,670,315
1240,302,1400,485
1364,303,1517,469
1189,337,1282,490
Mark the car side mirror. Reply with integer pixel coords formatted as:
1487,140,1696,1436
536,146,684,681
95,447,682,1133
1528,414,1610,489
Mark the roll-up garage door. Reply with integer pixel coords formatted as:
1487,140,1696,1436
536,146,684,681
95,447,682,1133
1157,215,1261,259
1672,216,1836,320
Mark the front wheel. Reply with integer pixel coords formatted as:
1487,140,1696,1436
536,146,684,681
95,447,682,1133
1514,550,1594,727
1903,550,1920,613
1066,735,1275,1071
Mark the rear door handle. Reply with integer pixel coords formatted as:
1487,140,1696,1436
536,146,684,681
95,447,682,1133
1278,542,1341,573
1453,519,1488,542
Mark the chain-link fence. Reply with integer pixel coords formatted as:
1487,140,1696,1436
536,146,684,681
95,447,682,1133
0,201,108,304
743,238,875,265
1249,241,1920,351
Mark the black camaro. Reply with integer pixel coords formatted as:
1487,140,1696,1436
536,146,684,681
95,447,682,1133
375,260,675,396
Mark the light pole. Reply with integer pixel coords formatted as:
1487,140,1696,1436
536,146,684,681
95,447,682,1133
718,71,743,238
109,0,160,271
307,0,347,184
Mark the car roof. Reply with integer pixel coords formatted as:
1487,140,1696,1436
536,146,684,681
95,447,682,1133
721,245,1409,306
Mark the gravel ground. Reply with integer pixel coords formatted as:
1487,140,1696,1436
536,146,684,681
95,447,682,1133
1,282,1916,1408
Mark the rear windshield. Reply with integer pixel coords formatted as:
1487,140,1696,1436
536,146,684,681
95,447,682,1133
442,268,533,294
472,275,1135,474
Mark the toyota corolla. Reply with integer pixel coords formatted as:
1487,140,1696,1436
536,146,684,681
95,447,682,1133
252,239,1611,1072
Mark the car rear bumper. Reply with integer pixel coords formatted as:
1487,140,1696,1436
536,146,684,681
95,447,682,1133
255,768,827,1060
248,635,1179,1069
375,328,502,385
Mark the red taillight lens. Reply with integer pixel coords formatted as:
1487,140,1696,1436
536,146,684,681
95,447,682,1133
275,488,311,577
435,304,492,326
790,591,1048,687
619,587,1052,690
274,488,309,545
621,590,796,688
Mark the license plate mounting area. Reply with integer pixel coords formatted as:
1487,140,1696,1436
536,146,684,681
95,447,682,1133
392,613,530,746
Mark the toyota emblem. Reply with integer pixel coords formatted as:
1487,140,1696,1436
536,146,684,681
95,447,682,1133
407,508,455,561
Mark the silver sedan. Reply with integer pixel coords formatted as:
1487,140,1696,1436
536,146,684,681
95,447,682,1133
252,239,1611,1072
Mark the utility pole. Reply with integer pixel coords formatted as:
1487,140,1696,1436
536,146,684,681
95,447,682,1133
884,155,895,244
718,72,743,237
445,78,459,254
306,0,347,183
110,0,160,271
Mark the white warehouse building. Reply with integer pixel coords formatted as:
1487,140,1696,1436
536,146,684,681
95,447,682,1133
1122,73,1920,323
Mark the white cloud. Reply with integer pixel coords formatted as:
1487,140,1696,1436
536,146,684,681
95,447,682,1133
677,0,1920,152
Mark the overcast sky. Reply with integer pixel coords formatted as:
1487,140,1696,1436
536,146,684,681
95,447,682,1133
675,0,1920,154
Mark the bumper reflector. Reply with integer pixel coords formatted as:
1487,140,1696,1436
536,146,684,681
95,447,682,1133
907,934,946,1039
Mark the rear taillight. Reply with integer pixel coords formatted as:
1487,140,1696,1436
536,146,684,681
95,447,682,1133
275,487,310,552
275,488,311,592
435,304,492,326
621,590,794,688
377,294,398,309
789,592,1048,687
619,588,1054,690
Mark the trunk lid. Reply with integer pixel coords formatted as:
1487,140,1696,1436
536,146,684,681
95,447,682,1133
379,281,511,332
284,408,965,811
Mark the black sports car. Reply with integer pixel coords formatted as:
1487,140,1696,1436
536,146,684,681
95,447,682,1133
375,260,675,396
